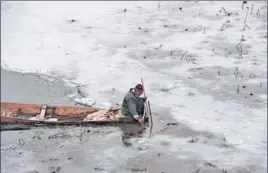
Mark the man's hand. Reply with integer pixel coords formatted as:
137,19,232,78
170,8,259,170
143,96,147,102
137,118,144,124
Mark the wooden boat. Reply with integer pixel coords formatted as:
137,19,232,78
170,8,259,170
0,102,148,126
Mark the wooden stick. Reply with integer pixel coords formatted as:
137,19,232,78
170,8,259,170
141,78,149,121
141,78,147,97
148,101,153,138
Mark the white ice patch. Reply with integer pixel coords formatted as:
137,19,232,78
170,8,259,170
73,97,96,107
68,94,96,107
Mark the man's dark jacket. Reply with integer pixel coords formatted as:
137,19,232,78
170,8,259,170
121,88,145,120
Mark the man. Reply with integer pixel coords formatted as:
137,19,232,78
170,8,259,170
121,84,147,123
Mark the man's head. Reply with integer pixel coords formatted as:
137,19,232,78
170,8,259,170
134,84,143,96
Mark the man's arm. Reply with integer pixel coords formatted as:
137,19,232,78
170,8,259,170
127,98,140,120
142,96,147,102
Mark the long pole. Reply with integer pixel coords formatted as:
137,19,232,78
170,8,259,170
141,78,149,121
148,101,153,138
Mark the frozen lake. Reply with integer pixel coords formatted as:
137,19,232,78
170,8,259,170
1,1,267,173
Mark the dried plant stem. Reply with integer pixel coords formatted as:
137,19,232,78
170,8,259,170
187,59,196,64
256,9,260,16
233,67,238,75
243,23,251,30
19,138,25,146
233,67,243,78
249,72,256,78
243,7,251,30
219,6,227,15
236,41,243,52
244,7,250,23
250,3,254,14
193,168,201,173
181,50,188,61
221,20,230,31
237,85,240,94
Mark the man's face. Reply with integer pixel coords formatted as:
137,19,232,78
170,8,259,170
135,89,143,96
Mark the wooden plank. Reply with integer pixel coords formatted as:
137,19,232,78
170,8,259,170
0,116,144,125
0,102,98,116
1,102,41,115
39,105,47,120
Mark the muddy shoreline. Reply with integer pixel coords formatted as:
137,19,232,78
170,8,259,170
1,69,266,173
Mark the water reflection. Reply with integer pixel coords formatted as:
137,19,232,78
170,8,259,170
119,123,146,147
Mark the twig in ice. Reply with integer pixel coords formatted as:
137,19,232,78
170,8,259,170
19,138,25,146
189,136,198,143
244,7,249,23
205,162,217,168
238,53,244,59
256,9,260,16
236,41,243,53
221,20,230,31
260,82,262,88
233,67,243,78
33,131,43,140
242,1,247,10
158,2,160,9
187,58,196,64
241,35,246,41
243,7,251,30
236,35,245,54
219,6,227,15
181,50,188,61
250,3,254,14
193,167,201,173
237,85,240,94
233,67,239,75
204,27,206,34
248,72,256,79
79,132,83,142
